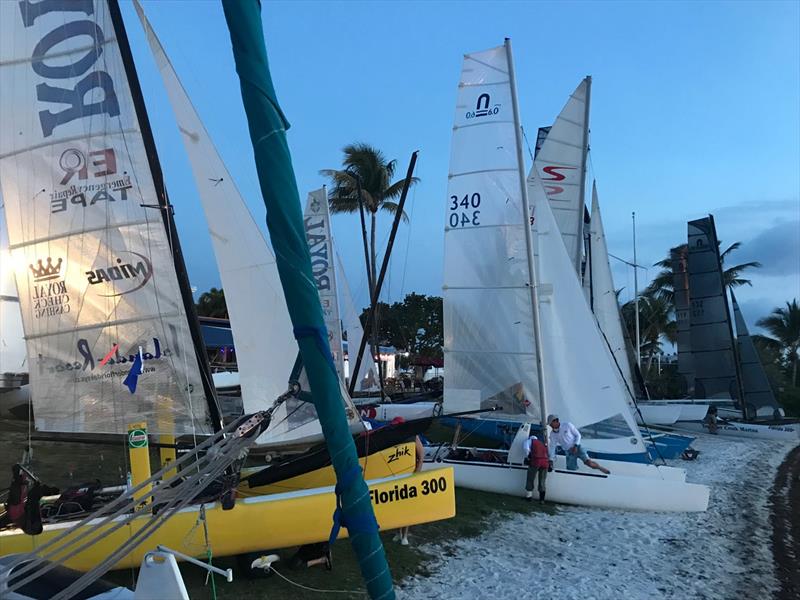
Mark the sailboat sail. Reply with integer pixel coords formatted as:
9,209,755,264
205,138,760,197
528,77,591,274
531,177,643,447
585,182,636,396
731,292,778,415
0,207,26,379
443,44,539,417
687,216,740,400
335,248,379,390
671,245,695,395
0,0,212,434
134,1,362,446
303,188,345,381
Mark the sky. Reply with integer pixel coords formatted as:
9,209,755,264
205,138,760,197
122,0,800,331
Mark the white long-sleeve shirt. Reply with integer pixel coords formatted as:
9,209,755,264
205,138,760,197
548,422,581,461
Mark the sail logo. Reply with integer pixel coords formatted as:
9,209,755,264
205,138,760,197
59,147,116,184
29,257,70,318
50,147,132,214
304,217,331,291
29,257,62,282
86,252,153,296
387,445,411,464
20,1,120,138
43,337,172,377
540,165,576,196
465,93,500,119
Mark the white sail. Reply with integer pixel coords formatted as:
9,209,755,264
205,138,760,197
443,45,540,418
0,0,210,434
0,205,26,378
531,177,643,445
528,77,591,274
303,188,345,381
134,1,363,446
335,248,379,391
134,0,295,412
586,182,636,397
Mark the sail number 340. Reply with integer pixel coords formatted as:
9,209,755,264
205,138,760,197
449,193,481,228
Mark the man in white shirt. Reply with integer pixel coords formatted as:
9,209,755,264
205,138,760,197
547,414,610,474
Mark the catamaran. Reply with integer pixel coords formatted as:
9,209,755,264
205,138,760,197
664,216,798,441
423,39,708,512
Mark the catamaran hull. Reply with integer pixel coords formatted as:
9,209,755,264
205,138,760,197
675,421,800,441
638,401,710,422
636,404,682,425
424,456,706,512
644,432,695,460
358,402,440,423
0,469,455,572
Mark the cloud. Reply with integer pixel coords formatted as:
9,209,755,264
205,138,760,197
735,219,800,277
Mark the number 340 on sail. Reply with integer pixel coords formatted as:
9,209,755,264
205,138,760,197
448,192,481,228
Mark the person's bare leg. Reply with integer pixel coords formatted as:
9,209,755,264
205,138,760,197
584,459,610,474
399,525,409,545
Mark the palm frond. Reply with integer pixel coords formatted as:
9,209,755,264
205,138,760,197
380,200,409,223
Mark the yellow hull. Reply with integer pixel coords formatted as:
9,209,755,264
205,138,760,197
0,468,454,571
241,441,417,496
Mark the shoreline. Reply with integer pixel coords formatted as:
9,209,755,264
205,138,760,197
771,443,800,600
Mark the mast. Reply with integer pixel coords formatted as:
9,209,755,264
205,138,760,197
575,76,591,274
221,2,392,595
108,0,222,431
632,211,641,370
505,38,548,432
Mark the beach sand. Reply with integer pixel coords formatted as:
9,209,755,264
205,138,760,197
399,434,798,600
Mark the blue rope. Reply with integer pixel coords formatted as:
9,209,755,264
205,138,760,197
329,466,379,545
293,325,337,375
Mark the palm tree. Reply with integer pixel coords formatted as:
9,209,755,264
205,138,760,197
196,287,228,319
320,143,418,295
645,241,761,307
621,295,676,376
755,299,800,387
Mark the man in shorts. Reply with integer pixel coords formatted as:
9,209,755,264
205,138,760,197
547,414,610,474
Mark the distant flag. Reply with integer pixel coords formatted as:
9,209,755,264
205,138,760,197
123,346,144,394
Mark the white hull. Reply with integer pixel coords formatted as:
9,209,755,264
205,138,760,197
424,451,707,512
636,404,681,425
359,402,439,422
675,404,710,421
638,400,709,422
675,420,799,441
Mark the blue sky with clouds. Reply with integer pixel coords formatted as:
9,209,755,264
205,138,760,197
124,0,799,329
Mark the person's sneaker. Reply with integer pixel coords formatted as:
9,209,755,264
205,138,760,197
400,535,409,546
392,533,401,542
539,491,546,504
524,491,533,501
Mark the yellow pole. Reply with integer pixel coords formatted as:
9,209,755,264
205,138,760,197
127,421,152,506
159,434,177,481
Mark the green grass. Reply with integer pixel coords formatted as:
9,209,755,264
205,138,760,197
135,487,553,599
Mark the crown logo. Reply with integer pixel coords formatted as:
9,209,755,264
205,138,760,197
29,257,62,282
310,197,321,213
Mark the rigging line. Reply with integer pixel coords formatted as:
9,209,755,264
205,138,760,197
269,564,366,595
520,125,535,163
